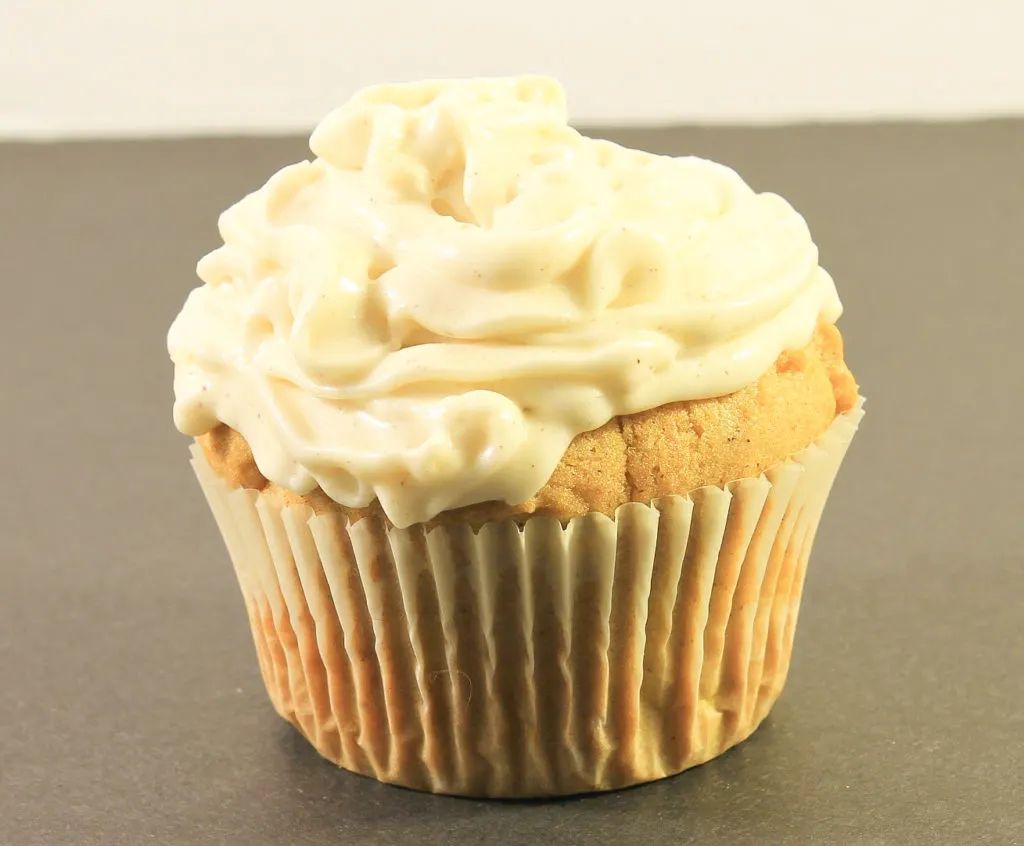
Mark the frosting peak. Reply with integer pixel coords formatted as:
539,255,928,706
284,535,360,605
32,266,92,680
169,76,842,527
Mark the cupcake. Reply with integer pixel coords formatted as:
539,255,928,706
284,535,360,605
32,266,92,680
168,76,862,797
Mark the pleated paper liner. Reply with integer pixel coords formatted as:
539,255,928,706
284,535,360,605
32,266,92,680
190,398,864,797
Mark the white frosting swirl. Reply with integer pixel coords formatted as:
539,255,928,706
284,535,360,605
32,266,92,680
169,76,842,528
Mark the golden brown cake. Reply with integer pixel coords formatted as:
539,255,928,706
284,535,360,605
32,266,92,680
200,320,857,526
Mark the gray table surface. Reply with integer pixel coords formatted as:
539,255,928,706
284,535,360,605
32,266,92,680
2,121,1022,846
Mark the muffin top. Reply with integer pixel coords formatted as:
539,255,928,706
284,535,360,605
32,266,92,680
169,76,843,528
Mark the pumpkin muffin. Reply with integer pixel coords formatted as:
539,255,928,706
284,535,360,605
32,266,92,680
170,76,863,796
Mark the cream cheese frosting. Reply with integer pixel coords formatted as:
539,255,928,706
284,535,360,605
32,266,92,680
168,76,843,528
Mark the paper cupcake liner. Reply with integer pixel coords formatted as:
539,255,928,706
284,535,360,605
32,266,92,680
190,399,864,797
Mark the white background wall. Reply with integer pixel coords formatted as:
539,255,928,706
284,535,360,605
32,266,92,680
1,0,1021,138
